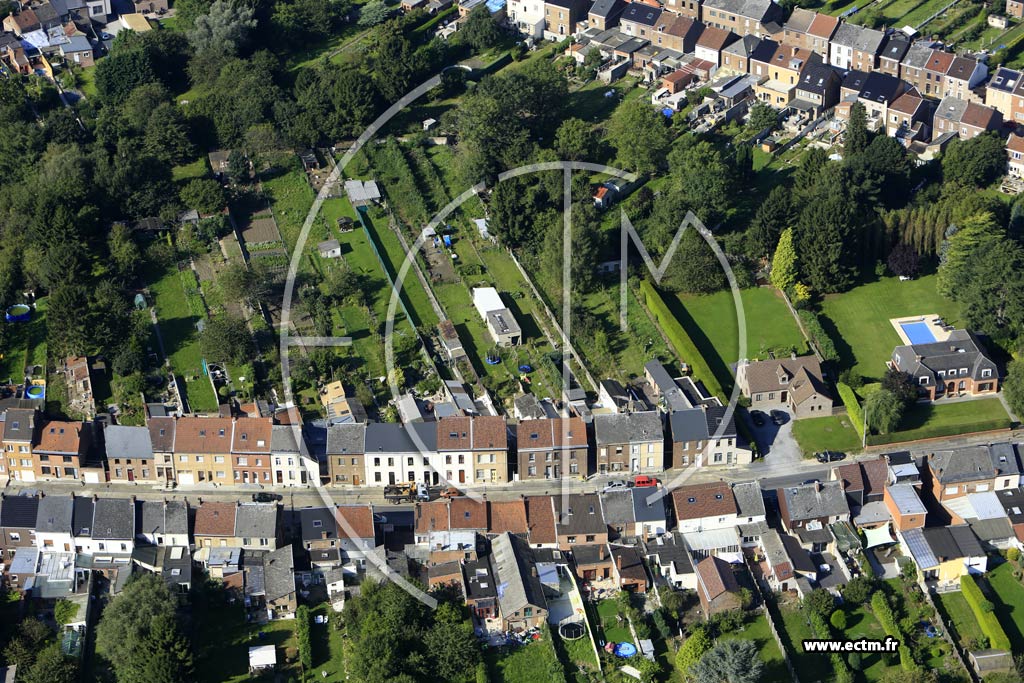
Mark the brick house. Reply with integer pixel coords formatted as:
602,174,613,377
593,411,664,474
933,97,1003,140
231,417,273,486
34,420,89,482
104,425,157,484
146,416,177,484
702,0,783,37
669,405,751,468
736,356,832,418
173,417,234,486
889,329,999,399
515,417,588,480
828,23,883,72
900,45,954,99
695,556,742,617
884,483,927,532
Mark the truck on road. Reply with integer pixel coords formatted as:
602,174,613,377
383,482,430,504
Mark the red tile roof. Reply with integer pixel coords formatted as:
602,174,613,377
334,505,374,540
195,502,237,536
697,556,739,600
807,12,839,39
416,501,449,534
488,500,528,535
36,421,83,454
697,26,734,51
672,482,737,520
450,497,488,530
516,417,587,450
1009,132,1024,154
174,417,233,454
231,417,272,453
526,495,557,545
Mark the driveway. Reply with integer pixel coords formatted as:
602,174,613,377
744,409,804,474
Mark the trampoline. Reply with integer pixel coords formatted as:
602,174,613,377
614,642,637,658
518,365,533,372
559,622,585,640
25,385,44,400
5,304,30,323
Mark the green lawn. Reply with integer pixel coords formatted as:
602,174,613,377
484,636,565,682
819,275,960,381
718,613,787,681
673,286,808,378
935,591,986,652
172,158,209,184
262,165,315,255
194,596,299,683
147,254,219,413
595,599,632,644
0,297,48,382
773,602,833,683
843,605,895,682
903,0,966,26
886,398,1010,440
985,561,1024,651
77,64,98,99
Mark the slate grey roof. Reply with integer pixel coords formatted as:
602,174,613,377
891,330,998,386
997,487,1024,524
589,0,623,17
703,0,779,21
632,488,666,523
0,494,39,528
723,34,761,59
887,483,926,515
901,42,933,69
645,533,694,574
491,532,547,616
922,525,983,560
147,417,175,452
990,443,1021,477
930,445,998,484
271,425,302,454
464,557,498,600
300,507,337,542
600,490,635,526
137,500,188,537
732,482,766,519
326,423,365,455
669,407,709,443
989,67,1021,94
234,503,278,539
3,409,35,442
797,64,837,95
92,498,134,540
104,425,154,460
72,497,94,537
36,495,73,534
363,422,436,453
644,361,691,412
621,2,661,26
857,71,904,103
780,482,850,522
593,411,663,446
970,517,1014,543
879,32,911,63
831,23,884,53
556,494,607,535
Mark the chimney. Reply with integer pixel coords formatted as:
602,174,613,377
92,494,98,502
599,544,605,560
816,482,823,493
616,553,623,570
791,351,797,360
531,566,538,577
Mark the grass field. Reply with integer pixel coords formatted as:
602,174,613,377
172,158,209,184
668,287,808,393
484,637,565,682
935,591,986,651
901,0,957,26
843,605,895,681
985,561,1024,651
819,275,960,381
773,602,833,683
0,297,48,383
595,599,632,644
147,255,219,413
792,414,863,455
879,398,1010,442
77,64,98,99
718,613,787,681
262,166,315,255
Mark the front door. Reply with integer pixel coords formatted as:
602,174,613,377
459,470,465,484
127,469,134,482
353,475,360,486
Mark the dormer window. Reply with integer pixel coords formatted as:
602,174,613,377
313,520,323,527
919,377,929,385
241,433,248,441
219,429,226,437
688,497,696,503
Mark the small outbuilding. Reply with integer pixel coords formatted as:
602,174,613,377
318,239,341,259
248,645,276,672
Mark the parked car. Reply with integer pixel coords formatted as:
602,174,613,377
603,480,629,492
750,410,767,427
252,492,281,503
815,451,847,464
439,486,461,499
633,475,658,488
770,410,788,426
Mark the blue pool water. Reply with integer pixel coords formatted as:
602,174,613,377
901,322,936,345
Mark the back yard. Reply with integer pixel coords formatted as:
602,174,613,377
718,612,787,682
984,560,1024,651
819,275,959,381
935,591,986,652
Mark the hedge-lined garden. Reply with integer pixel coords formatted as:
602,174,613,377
961,575,1013,651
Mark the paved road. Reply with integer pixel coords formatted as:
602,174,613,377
5,428,1021,506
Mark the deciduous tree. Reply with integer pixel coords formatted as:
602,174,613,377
607,98,670,174
770,227,798,291
692,640,764,683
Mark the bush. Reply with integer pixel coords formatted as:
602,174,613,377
837,382,864,438
296,605,312,670
640,280,725,398
961,575,1012,651
872,593,916,671
1007,547,1020,563
830,610,847,630
797,309,839,362
865,416,1013,445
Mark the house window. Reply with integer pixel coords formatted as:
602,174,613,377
567,536,577,544
982,369,992,378
919,377,929,385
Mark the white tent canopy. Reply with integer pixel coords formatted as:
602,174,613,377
864,524,895,549
249,645,276,670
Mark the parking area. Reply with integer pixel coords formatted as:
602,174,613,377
745,408,803,469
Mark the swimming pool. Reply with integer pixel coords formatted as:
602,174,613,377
901,321,937,345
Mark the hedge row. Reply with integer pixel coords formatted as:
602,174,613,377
837,382,864,439
797,310,839,362
871,592,915,671
296,605,312,670
961,575,1013,651
865,417,1012,446
639,280,725,399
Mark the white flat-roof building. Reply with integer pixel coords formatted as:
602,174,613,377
472,288,521,347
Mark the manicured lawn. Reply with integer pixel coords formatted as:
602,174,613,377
595,599,632,644
147,254,219,413
793,414,861,456
674,286,808,371
193,598,306,683
172,158,209,184
718,613,787,681
843,605,895,682
902,0,966,26
876,398,1010,443
484,637,565,682
773,602,833,683
985,561,1024,651
819,274,960,380
935,591,986,652
0,297,48,382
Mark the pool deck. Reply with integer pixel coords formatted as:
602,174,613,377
890,314,953,346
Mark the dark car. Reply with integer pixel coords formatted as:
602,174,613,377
252,492,281,503
815,451,847,464
802,479,819,486
770,410,788,426
749,410,767,427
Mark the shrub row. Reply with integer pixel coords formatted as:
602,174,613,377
961,575,1012,651
866,417,1012,446
639,280,725,399
837,382,864,439
871,592,915,671
296,605,312,670
797,310,839,362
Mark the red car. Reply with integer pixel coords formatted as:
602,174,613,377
633,475,658,488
